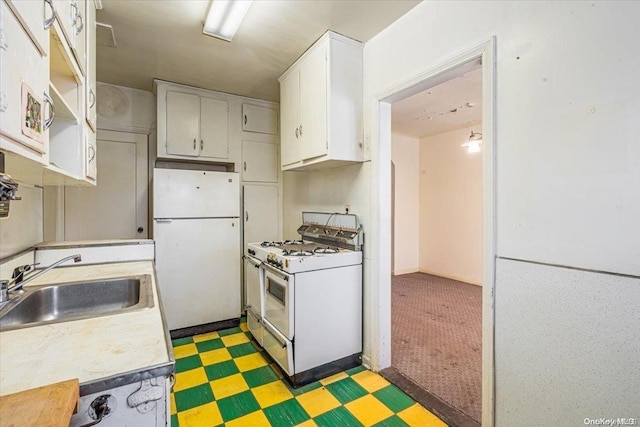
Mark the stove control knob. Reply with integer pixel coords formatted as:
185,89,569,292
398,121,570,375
248,249,255,256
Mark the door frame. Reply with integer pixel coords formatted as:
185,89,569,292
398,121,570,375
370,38,496,426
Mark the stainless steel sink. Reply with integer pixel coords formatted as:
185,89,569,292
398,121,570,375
0,275,154,331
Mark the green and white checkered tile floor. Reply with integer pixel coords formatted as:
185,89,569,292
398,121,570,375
170,320,447,426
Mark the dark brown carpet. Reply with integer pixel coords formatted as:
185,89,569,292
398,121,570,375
391,272,482,423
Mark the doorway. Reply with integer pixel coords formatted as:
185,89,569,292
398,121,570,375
388,63,483,425
372,40,496,427
64,130,149,240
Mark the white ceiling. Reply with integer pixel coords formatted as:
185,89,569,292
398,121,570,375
392,67,483,139
96,0,421,102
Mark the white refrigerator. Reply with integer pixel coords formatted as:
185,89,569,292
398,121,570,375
153,168,241,330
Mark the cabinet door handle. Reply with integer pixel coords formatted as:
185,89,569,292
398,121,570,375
244,114,247,125
243,161,247,171
43,92,55,130
89,88,96,108
295,127,299,139
299,124,303,136
44,0,56,30
245,212,249,221
193,138,196,150
200,139,203,151
70,2,79,29
74,12,84,35
88,145,96,162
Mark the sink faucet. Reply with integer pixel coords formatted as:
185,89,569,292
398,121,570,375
0,255,82,303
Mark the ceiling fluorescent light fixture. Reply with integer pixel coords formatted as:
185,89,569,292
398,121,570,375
203,0,253,42
462,131,483,153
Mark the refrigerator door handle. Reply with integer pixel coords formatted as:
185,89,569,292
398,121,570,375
156,219,173,223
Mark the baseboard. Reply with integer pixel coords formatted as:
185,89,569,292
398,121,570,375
417,269,482,287
361,353,372,370
170,318,240,340
393,267,420,276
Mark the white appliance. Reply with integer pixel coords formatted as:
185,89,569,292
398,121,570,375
245,212,363,387
153,168,240,331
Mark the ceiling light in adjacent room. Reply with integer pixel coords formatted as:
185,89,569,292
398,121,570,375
462,131,482,153
203,0,253,41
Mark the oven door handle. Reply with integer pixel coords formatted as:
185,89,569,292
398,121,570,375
246,256,261,268
261,262,289,281
263,321,288,349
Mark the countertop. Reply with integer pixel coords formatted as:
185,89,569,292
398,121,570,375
0,261,173,396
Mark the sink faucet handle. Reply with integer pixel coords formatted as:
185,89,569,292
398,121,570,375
0,280,9,303
11,263,40,284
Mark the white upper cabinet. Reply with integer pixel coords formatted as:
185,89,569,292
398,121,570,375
199,96,229,159
166,91,200,157
160,87,229,161
298,44,328,161
242,103,278,135
71,0,86,76
85,0,96,131
4,0,53,55
279,70,299,167
278,31,363,171
242,140,278,183
0,0,51,163
1,0,98,186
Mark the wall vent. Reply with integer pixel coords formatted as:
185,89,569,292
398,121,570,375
96,23,116,47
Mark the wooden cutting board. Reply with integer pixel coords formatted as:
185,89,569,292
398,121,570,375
0,378,79,427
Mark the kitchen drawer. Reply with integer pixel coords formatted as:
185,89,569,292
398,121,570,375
263,320,293,376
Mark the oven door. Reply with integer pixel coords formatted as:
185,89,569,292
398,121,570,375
263,264,294,340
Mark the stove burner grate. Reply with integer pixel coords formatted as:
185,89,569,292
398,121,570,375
314,247,339,254
284,239,305,245
283,249,314,256
261,241,283,247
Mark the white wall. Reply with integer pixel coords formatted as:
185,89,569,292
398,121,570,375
390,133,419,275
419,125,483,285
0,185,43,259
363,1,640,425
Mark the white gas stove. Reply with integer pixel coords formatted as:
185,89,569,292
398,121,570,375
244,212,363,387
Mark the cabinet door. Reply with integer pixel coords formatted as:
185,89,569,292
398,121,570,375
0,2,49,157
71,0,86,76
243,184,279,247
242,140,278,183
299,44,328,160
279,70,299,166
199,96,229,159
85,0,96,131
54,0,75,50
242,103,278,135
5,0,51,55
166,91,199,157
84,124,96,181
